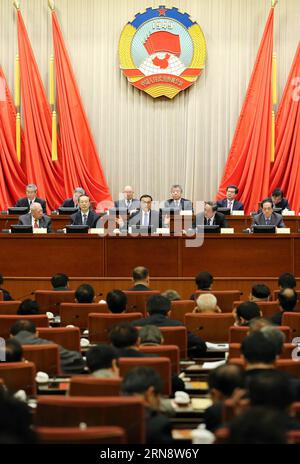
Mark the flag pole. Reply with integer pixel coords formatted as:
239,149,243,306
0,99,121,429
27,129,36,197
271,0,278,162
48,0,57,161
14,0,21,162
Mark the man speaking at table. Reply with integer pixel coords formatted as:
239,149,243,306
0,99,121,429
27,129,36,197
252,198,286,228
18,202,52,233
70,195,100,228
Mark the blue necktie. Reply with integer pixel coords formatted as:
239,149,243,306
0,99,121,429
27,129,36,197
83,214,87,225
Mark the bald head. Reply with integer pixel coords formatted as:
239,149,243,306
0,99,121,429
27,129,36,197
278,288,298,312
123,186,134,201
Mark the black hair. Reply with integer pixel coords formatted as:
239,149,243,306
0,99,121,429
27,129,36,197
278,272,296,290
146,295,171,316
121,366,163,395
278,288,297,312
86,344,118,372
139,194,153,202
109,323,139,348
260,198,273,208
75,284,95,303
17,299,40,316
51,273,69,289
205,201,218,212
5,339,23,362
251,284,271,300
227,185,239,194
0,391,38,443
195,272,213,290
132,267,149,282
241,331,278,364
208,364,245,397
106,290,127,314
236,301,260,322
272,188,284,198
10,320,36,336
248,370,296,410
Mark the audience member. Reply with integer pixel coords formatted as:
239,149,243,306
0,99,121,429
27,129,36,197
234,301,261,326
51,273,70,291
109,323,146,358
106,290,127,313
248,317,273,334
4,339,23,362
17,299,40,316
86,345,119,378
250,284,271,302
161,289,181,301
190,271,213,300
278,272,296,290
128,267,151,291
271,288,297,325
0,274,13,301
75,284,95,303
139,326,163,346
193,293,221,313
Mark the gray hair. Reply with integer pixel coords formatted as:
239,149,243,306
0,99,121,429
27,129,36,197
196,293,218,312
139,325,163,345
26,184,37,191
74,187,85,195
171,184,183,192
261,326,285,354
161,289,181,301
30,202,42,212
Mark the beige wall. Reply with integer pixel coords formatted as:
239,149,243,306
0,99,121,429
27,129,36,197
0,0,299,202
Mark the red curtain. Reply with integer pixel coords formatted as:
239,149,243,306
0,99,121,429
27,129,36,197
216,9,274,214
270,43,300,213
17,10,65,212
0,67,27,210
51,11,112,210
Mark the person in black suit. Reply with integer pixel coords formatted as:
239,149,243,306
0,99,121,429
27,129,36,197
109,323,153,358
127,266,152,291
61,187,85,209
251,198,285,229
114,185,140,212
164,184,193,211
270,288,297,326
194,201,228,228
127,195,165,230
15,183,47,214
18,202,52,233
271,188,290,211
132,295,207,357
70,195,100,228
217,185,244,211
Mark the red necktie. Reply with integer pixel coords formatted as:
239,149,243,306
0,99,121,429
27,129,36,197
34,220,39,229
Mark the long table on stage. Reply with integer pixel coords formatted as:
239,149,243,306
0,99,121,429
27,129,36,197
0,233,299,278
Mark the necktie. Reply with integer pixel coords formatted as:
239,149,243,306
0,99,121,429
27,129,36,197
83,214,88,225
266,218,271,226
228,201,232,210
34,220,39,229
207,218,211,226
143,212,149,226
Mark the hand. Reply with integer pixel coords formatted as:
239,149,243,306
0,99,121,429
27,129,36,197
116,217,124,228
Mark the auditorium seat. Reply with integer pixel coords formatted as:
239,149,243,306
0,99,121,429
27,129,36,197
170,300,195,323
228,325,292,343
88,312,143,344
159,326,188,359
273,290,300,311
232,300,280,318
22,344,61,375
0,290,3,301
0,300,22,315
195,290,242,312
229,357,300,377
228,343,296,360
0,362,36,395
282,312,300,338
123,290,160,316
139,345,180,374
0,315,49,339
184,313,234,342
60,302,108,330
69,377,122,397
37,426,127,444
37,327,80,352
118,357,171,396
34,290,76,315
35,396,145,444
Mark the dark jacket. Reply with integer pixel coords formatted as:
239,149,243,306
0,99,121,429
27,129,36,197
270,311,283,325
0,287,13,301
61,198,78,208
216,199,244,211
194,212,228,228
15,197,47,214
14,330,85,374
117,348,151,358
145,407,175,444
127,284,152,292
132,313,207,357
273,198,290,210
164,198,193,211
70,210,100,228
252,212,285,228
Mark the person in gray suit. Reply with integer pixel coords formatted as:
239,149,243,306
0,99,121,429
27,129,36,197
165,184,193,211
252,198,285,229
114,185,140,212
18,202,52,233
128,195,162,230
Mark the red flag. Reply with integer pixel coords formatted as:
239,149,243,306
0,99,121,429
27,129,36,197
51,11,112,210
216,9,274,214
17,10,65,212
0,67,26,209
270,43,300,213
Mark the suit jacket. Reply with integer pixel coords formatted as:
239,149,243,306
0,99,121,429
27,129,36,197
0,287,13,301
61,198,78,208
127,284,152,291
114,199,140,212
252,212,285,228
216,198,244,211
15,197,47,214
70,210,100,228
273,198,290,210
145,407,175,444
164,198,193,211
19,213,52,233
194,212,228,228
128,209,161,229
117,348,152,358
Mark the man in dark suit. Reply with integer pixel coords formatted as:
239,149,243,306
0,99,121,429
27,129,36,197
271,188,290,211
70,195,100,228
217,185,244,211
270,288,297,325
252,198,285,229
128,266,152,291
164,184,193,211
128,195,163,230
114,185,140,212
15,183,47,214
18,202,52,233
61,187,85,209
109,323,152,358
194,201,228,228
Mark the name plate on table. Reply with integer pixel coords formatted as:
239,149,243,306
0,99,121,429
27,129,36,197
283,210,295,216
89,228,105,235
33,228,47,234
220,228,234,234
276,228,291,234
155,228,170,235
231,210,244,216
180,210,192,216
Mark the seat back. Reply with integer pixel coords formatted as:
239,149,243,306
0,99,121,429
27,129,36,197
118,356,171,396
88,313,143,344
282,312,300,339
37,327,80,352
185,313,234,342
22,344,60,375
195,290,242,312
139,345,180,374
35,290,76,315
276,359,300,377
0,362,36,395
37,426,126,444
228,343,296,360
35,396,145,444
159,326,188,359
0,315,49,339
170,300,195,323
232,300,279,318
228,325,292,343
273,290,300,311
123,291,160,317
69,376,122,397
60,303,108,329
0,290,3,301
0,301,22,315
